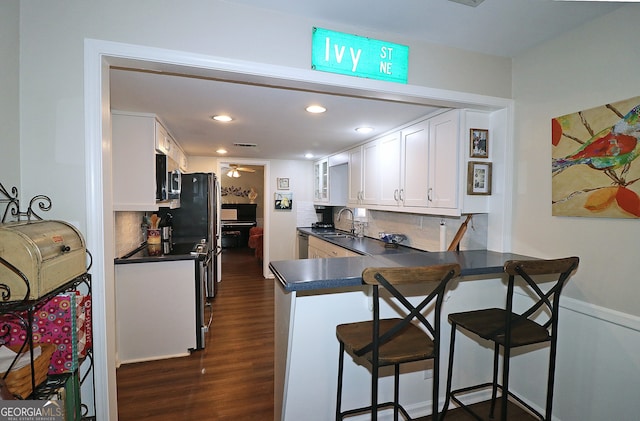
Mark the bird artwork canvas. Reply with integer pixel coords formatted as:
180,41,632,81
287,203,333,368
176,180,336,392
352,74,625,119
552,96,640,218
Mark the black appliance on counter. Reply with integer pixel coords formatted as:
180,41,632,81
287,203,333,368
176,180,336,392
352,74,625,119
314,205,334,226
159,173,221,299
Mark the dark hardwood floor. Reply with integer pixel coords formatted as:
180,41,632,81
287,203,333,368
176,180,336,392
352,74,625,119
117,247,536,420
117,247,274,420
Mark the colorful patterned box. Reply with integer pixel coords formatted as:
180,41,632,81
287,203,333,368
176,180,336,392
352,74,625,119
0,292,91,374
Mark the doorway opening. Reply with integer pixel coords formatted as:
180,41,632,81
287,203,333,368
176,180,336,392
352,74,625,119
86,39,513,419
218,161,267,272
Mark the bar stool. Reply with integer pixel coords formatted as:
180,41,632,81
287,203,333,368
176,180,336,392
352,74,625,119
442,257,579,421
335,263,461,421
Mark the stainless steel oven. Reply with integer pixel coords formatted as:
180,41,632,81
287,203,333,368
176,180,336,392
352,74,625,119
192,241,213,349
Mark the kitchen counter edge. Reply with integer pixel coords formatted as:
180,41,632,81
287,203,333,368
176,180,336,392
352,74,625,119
114,243,198,264
273,229,536,292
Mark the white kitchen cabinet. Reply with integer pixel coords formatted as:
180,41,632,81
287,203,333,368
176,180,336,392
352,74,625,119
112,111,159,211
379,131,403,206
401,120,431,208
308,236,359,258
313,158,329,202
347,146,362,204
112,111,186,211
327,164,348,206
176,145,188,172
377,109,460,212
115,260,196,364
427,109,459,209
347,142,380,206
376,120,431,208
154,120,170,155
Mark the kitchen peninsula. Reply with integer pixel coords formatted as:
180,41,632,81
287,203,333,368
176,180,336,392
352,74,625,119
269,228,534,421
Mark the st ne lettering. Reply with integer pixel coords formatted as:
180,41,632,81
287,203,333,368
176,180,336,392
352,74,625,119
324,37,362,72
380,46,394,75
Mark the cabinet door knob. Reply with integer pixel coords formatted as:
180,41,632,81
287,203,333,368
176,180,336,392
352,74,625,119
428,188,433,202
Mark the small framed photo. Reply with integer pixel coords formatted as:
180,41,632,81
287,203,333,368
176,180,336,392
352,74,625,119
277,177,290,190
470,128,489,158
274,192,293,210
467,161,492,195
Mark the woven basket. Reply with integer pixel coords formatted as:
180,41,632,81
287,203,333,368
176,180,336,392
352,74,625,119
1,344,56,399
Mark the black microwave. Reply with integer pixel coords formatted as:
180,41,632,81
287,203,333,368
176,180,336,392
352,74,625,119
156,154,181,201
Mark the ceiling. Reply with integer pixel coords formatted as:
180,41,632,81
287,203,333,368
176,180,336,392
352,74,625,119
109,0,623,162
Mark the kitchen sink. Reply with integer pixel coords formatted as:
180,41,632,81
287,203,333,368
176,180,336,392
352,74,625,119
321,232,355,239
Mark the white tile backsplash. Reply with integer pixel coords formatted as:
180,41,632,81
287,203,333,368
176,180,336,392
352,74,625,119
333,209,487,252
114,211,146,257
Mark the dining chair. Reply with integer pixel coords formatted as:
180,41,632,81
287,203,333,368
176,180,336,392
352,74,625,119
335,263,461,421
442,256,579,420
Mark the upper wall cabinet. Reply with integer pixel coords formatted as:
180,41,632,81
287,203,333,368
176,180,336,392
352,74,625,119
313,158,329,202
156,122,188,172
427,110,459,209
347,141,380,206
359,110,460,213
112,111,186,211
318,108,489,217
401,120,432,208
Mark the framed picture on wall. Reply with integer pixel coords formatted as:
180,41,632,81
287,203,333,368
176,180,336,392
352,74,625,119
274,192,293,210
470,128,489,158
277,177,290,190
467,161,492,195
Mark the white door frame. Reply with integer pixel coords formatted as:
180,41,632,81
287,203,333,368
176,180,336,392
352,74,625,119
84,38,514,419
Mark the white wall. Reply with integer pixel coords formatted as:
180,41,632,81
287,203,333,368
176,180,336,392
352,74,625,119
511,5,640,420
0,0,20,192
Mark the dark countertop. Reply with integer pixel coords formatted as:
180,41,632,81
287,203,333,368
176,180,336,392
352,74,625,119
270,228,535,292
114,242,199,264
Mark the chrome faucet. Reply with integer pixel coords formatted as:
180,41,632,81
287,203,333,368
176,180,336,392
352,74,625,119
337,207,355,235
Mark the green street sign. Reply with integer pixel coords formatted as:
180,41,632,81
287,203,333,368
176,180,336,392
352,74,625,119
311,27,409,84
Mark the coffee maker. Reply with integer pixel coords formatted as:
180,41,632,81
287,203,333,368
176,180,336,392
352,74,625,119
312,205,335,229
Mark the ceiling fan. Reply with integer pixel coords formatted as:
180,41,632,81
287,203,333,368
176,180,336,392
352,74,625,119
222,164,256,178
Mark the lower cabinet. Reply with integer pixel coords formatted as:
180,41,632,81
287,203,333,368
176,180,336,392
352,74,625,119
308,236,359,258
115,260,196,364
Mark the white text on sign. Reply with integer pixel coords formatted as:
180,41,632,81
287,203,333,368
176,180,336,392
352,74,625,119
325,37,362,72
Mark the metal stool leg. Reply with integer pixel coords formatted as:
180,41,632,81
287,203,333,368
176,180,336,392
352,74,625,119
500,343,511,421
394,364,400,421
546,327,559,420
442,322,458,419
489,342,500,418
336,342,345,421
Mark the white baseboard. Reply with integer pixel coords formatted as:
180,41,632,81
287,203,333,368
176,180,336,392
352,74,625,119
560,295,640,333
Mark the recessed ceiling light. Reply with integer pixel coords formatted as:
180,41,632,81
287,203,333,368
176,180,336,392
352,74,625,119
216,148,228,154
306,105,326,114
355,127,374,134
211,115,233,122
305,153,314,159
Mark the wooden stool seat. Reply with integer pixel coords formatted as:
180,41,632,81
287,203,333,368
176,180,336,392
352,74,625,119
337,318,435,366
448,308,551,347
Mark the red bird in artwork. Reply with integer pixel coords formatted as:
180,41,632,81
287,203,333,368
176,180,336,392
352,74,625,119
552,105,640,184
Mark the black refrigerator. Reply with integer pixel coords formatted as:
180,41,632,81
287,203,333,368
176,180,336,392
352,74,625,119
167,172,221,298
